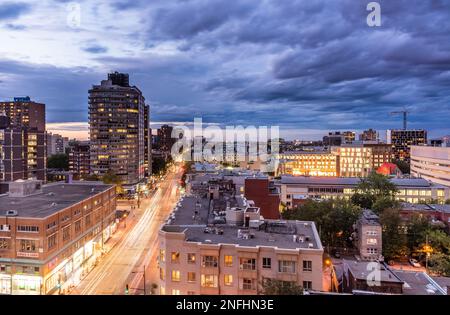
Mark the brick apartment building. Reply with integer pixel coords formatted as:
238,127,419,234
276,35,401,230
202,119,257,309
244,177,280,219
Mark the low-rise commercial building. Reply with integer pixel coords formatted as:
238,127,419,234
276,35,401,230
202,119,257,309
0,180,117,295
158,182,324,295
411,145,450,187
279,176,450,209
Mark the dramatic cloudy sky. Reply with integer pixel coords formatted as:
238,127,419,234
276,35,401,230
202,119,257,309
1,0,450,140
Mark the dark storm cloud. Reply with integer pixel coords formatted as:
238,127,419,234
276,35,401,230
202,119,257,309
2,0,450,139
0,2,31,20
82,44,108,54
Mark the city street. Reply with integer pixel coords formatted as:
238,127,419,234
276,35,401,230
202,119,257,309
70,167,183,295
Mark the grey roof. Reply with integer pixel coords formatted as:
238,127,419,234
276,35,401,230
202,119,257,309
400,202,450,214
163,195,322,250
343,259,403,283
0,183,113,218
393,270,447,295
280,176,446,188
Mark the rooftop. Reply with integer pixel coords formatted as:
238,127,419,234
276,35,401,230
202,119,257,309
0,182,113,219
162,195,322,250
280,175,447,188
343,259,403,284
400,202,450,214
394,270,447,295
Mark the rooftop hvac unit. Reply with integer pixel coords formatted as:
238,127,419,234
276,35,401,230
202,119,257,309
5,210,18,216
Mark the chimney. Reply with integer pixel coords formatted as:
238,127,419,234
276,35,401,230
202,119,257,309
244,215,250,228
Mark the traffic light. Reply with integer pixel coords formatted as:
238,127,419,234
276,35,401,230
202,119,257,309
125,284,129,295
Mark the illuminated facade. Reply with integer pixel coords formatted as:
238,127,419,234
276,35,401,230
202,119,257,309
277,152,338,177
0,97,46,182
89,72,149,186
0,181,116,295
411,145,450,187
332,146,372,177
387,129,427,162
280,176,450,209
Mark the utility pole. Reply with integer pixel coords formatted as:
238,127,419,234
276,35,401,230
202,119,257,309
143,265,147,295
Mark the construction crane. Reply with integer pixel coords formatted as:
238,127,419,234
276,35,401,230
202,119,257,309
390,110,409,130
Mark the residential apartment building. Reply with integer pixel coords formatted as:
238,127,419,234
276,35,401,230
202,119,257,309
157,125,176,153
354,210,382,261
279,176,450,209
46,133,69,156
244,177,280,220
68,141,90,180
158,182,324,295
144,105,151,177
387,129,427,162
0,97,46,182
411,145,450,187
0,180,117,295
89,72,149,187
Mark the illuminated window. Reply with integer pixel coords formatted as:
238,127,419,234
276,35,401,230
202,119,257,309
187,272,196,283
201,274,218,288
159,250,165,262
224,275,233,286
224,255,233,267
172,289,180,295
171,270,180,282
187,253,196,264
367,238,377,245
171,252,180,263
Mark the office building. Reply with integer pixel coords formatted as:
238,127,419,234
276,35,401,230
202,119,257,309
0,179,117,295
89,72,148,187
323,132,344,146
158,180,324,295
411,145,450,187
387,129,427,162
279,176,450,208
331,146,373,177
359,129,378,142
276,151,338,177
0,97,46,182
46,133,69,156
68,141,90,180
343,131,356,144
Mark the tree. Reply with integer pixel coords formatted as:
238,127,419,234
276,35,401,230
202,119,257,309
101,171,122,185
47,153,69,170
406,214,431,253
351,172,398,209
428,253,450,276
283,199,361,248
379,206,409,260
372,196,400,215
260,279,304,295
393,159,410,174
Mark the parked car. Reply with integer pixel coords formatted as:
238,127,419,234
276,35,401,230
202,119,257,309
409,258,421,268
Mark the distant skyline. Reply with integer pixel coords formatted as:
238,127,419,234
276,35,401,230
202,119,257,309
2,0,450,140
